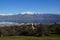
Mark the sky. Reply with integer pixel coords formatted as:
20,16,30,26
0,0,60,14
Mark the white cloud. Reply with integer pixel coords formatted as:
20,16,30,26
0,13,14,16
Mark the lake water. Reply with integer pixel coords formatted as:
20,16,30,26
0,22,19,26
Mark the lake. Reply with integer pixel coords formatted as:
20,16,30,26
0,22,19,26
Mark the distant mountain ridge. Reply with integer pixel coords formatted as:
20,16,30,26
0,12,60,24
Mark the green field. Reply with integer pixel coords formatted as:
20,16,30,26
0,36,60,40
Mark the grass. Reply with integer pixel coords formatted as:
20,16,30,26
0,36,60,40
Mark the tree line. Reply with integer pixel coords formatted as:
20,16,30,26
0,23,60,37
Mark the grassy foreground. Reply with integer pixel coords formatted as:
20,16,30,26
0,36,60,40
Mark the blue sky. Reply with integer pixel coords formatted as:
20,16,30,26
0,0,60,14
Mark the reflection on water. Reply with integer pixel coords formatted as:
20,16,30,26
0,22,19,26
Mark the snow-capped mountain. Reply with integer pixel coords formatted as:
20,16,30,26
0,12,60,24
21,12,41,14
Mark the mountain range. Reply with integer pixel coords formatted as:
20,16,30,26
0,12,60,24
